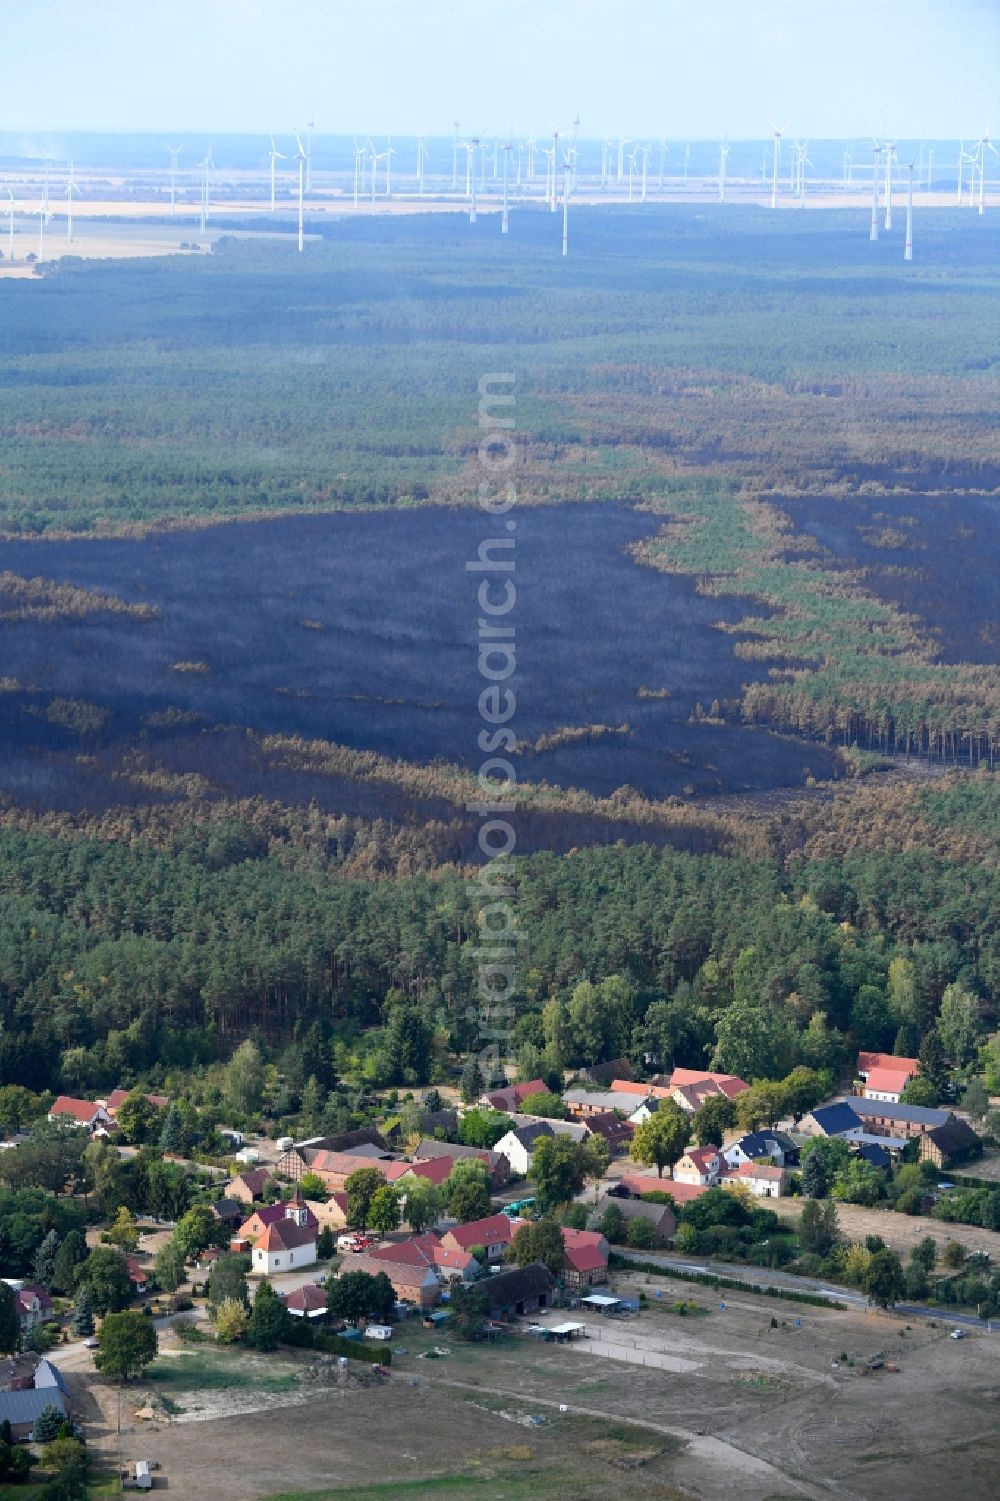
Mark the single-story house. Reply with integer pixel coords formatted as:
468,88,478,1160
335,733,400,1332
440,1213,516,1263
283,1284,329,1320
591,1195,676,1244
918,1118,982,1169
126,1258,149,1294
367,1233,476,1284
480,1079,546,1114
480,1262,555,1322
249,1201,318,1276
797,1102,864,1138
856,1051,920,1080
412,1139,509,1188
672,1146,723,1187
47,1096,111,1132
561,1228,609,1287
0,1387,68,1442
229,1168,275,1204
862,1065,917,1104
609,1079,673,1101
723,1162,787,1198
494,1122,553,1176
850,1099,954,1141
351,1250,440,1308
723,1131,799,1170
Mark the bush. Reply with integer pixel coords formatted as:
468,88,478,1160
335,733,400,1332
313,1330,391,1364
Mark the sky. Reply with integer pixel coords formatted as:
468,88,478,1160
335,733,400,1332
3,0,998,140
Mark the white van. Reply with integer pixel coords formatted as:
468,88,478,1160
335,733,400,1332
364,1324,393,1341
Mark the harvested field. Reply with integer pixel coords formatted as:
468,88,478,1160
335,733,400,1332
770,1196,1000,1262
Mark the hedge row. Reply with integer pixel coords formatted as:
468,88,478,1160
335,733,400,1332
609,1253,846,1309
313,1331,391,1365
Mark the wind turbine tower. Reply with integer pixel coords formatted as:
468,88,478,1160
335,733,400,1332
976,134,999,215
199,146,213,235
562,158,570,256
65,161,78,242
718,141,730,202
550,128,559,211
166,145,183,214
268,136,285,213
294,131,306,250
640,144,650,202
870,145,880,240
501,141,511,233
883,142,895,229
770,124,785,208
904,160,914,260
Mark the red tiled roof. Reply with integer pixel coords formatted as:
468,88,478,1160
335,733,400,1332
610,1079,672,1099
49,1096,102,1124
106,1088,170,1113
284,1283,327,1313
255,1220,317,1253
668,1069,749,1096
442,1214,516,1251
682,1146,719,1169
14,1285,53,1316
730,1161,785,1181
126,1257,148,1283
400,1157,457,1186
857,1051,919,1076
864,1067,914,1094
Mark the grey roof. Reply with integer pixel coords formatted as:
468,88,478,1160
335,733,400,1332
806,1102,863,1135
509,1123,554,1148
851,1099,952,1127
856,1142,892,1170
0,1388,67,1427
592,1195,676,1232
483,1262,555,1309
561,1088,633,1114
924,1118,980,1151
415,1139,503,1166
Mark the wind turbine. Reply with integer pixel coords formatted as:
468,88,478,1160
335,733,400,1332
626,148,637,202
550,127,559,211
770,123,785,208
42,160,51,223
467,138,481,222
600,135,610,187
305,119,314,193
883,140,896,228
268,136,286,213
416,135,426,195
166,144,183,214
294,131,306,250
198,146,214,234
904,159,914,260
561,155,571,256
34,205,45,260
718,140,730,202
974,132,999,215
617,135,626,183
65,161,79,242
842,145,852,187
870,143,881,240
795,141,812,205
501,140,511,233
526,136,536,180
639,144,651,202
384,138,396,199
6,188,15,263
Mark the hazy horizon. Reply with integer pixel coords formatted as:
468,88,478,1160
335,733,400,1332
4,0,998,140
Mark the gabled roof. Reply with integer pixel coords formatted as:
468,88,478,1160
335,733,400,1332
351,1251,438,1288
0,1388,67,1426
864,1067,914,1095
584,1111,633,1140
561,1088,632,1114
730,1161,785,1181
852,1099,951,1126
399,1157,457,1186
232,1167,274,1194
49,1096,102,1124
414,1140,500,1165
481,1261,555,1308
806,1102,863,1135
14,1285,52,1316
681,1146,720,1169
126,1258,148,1284
255,1219,316,1253
33,1358,68,1394
856,1142,892,1170
443,1214,516,1251
501,1122,553,1150
610,1079,672,1099
857,1051,919,1076
668,1068,749,1097
561,1227,609,1274
106,1088,170,1112
923,1118,980,1153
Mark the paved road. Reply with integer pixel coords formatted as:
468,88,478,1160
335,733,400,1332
620,1251,994,1330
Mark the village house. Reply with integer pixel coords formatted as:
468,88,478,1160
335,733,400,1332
0,1387,69,1443
918,1118,982,1169
209,1197,246,1231
672,1146,723,1187
370,1233,476,1283
609,1079,673,1101
480,1078,546,1113
5,1284,53,1337
582,1110,633,1154
389,1157,458,1189
237,1195,319,1245
228,1168,275,1204
248,1200,318,1276
493,1122,553,1176
126,1257,149,1295
411,1139,510,1188
722,1131,800,1170
104,1087,170,1118
667,1068,750,1098
480,1262,555,1322
561,1228,610,1287
305,1192,349,1231
861,1065,917,1104
351,1248,441,1308
797,1101,864,1138
723,1161,788,1198
274,1135,393,1184
46,1096,112,1133
561,1087,636,1119
440,1213,517,1263
856,1051,920,1081
578,1058,635,1085
591,1196,676,1244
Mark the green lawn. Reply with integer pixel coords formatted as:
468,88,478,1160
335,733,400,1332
146,1350,298,1395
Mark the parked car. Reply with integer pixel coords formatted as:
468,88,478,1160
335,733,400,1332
84,1336,99,1349
950,1328,966,1340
